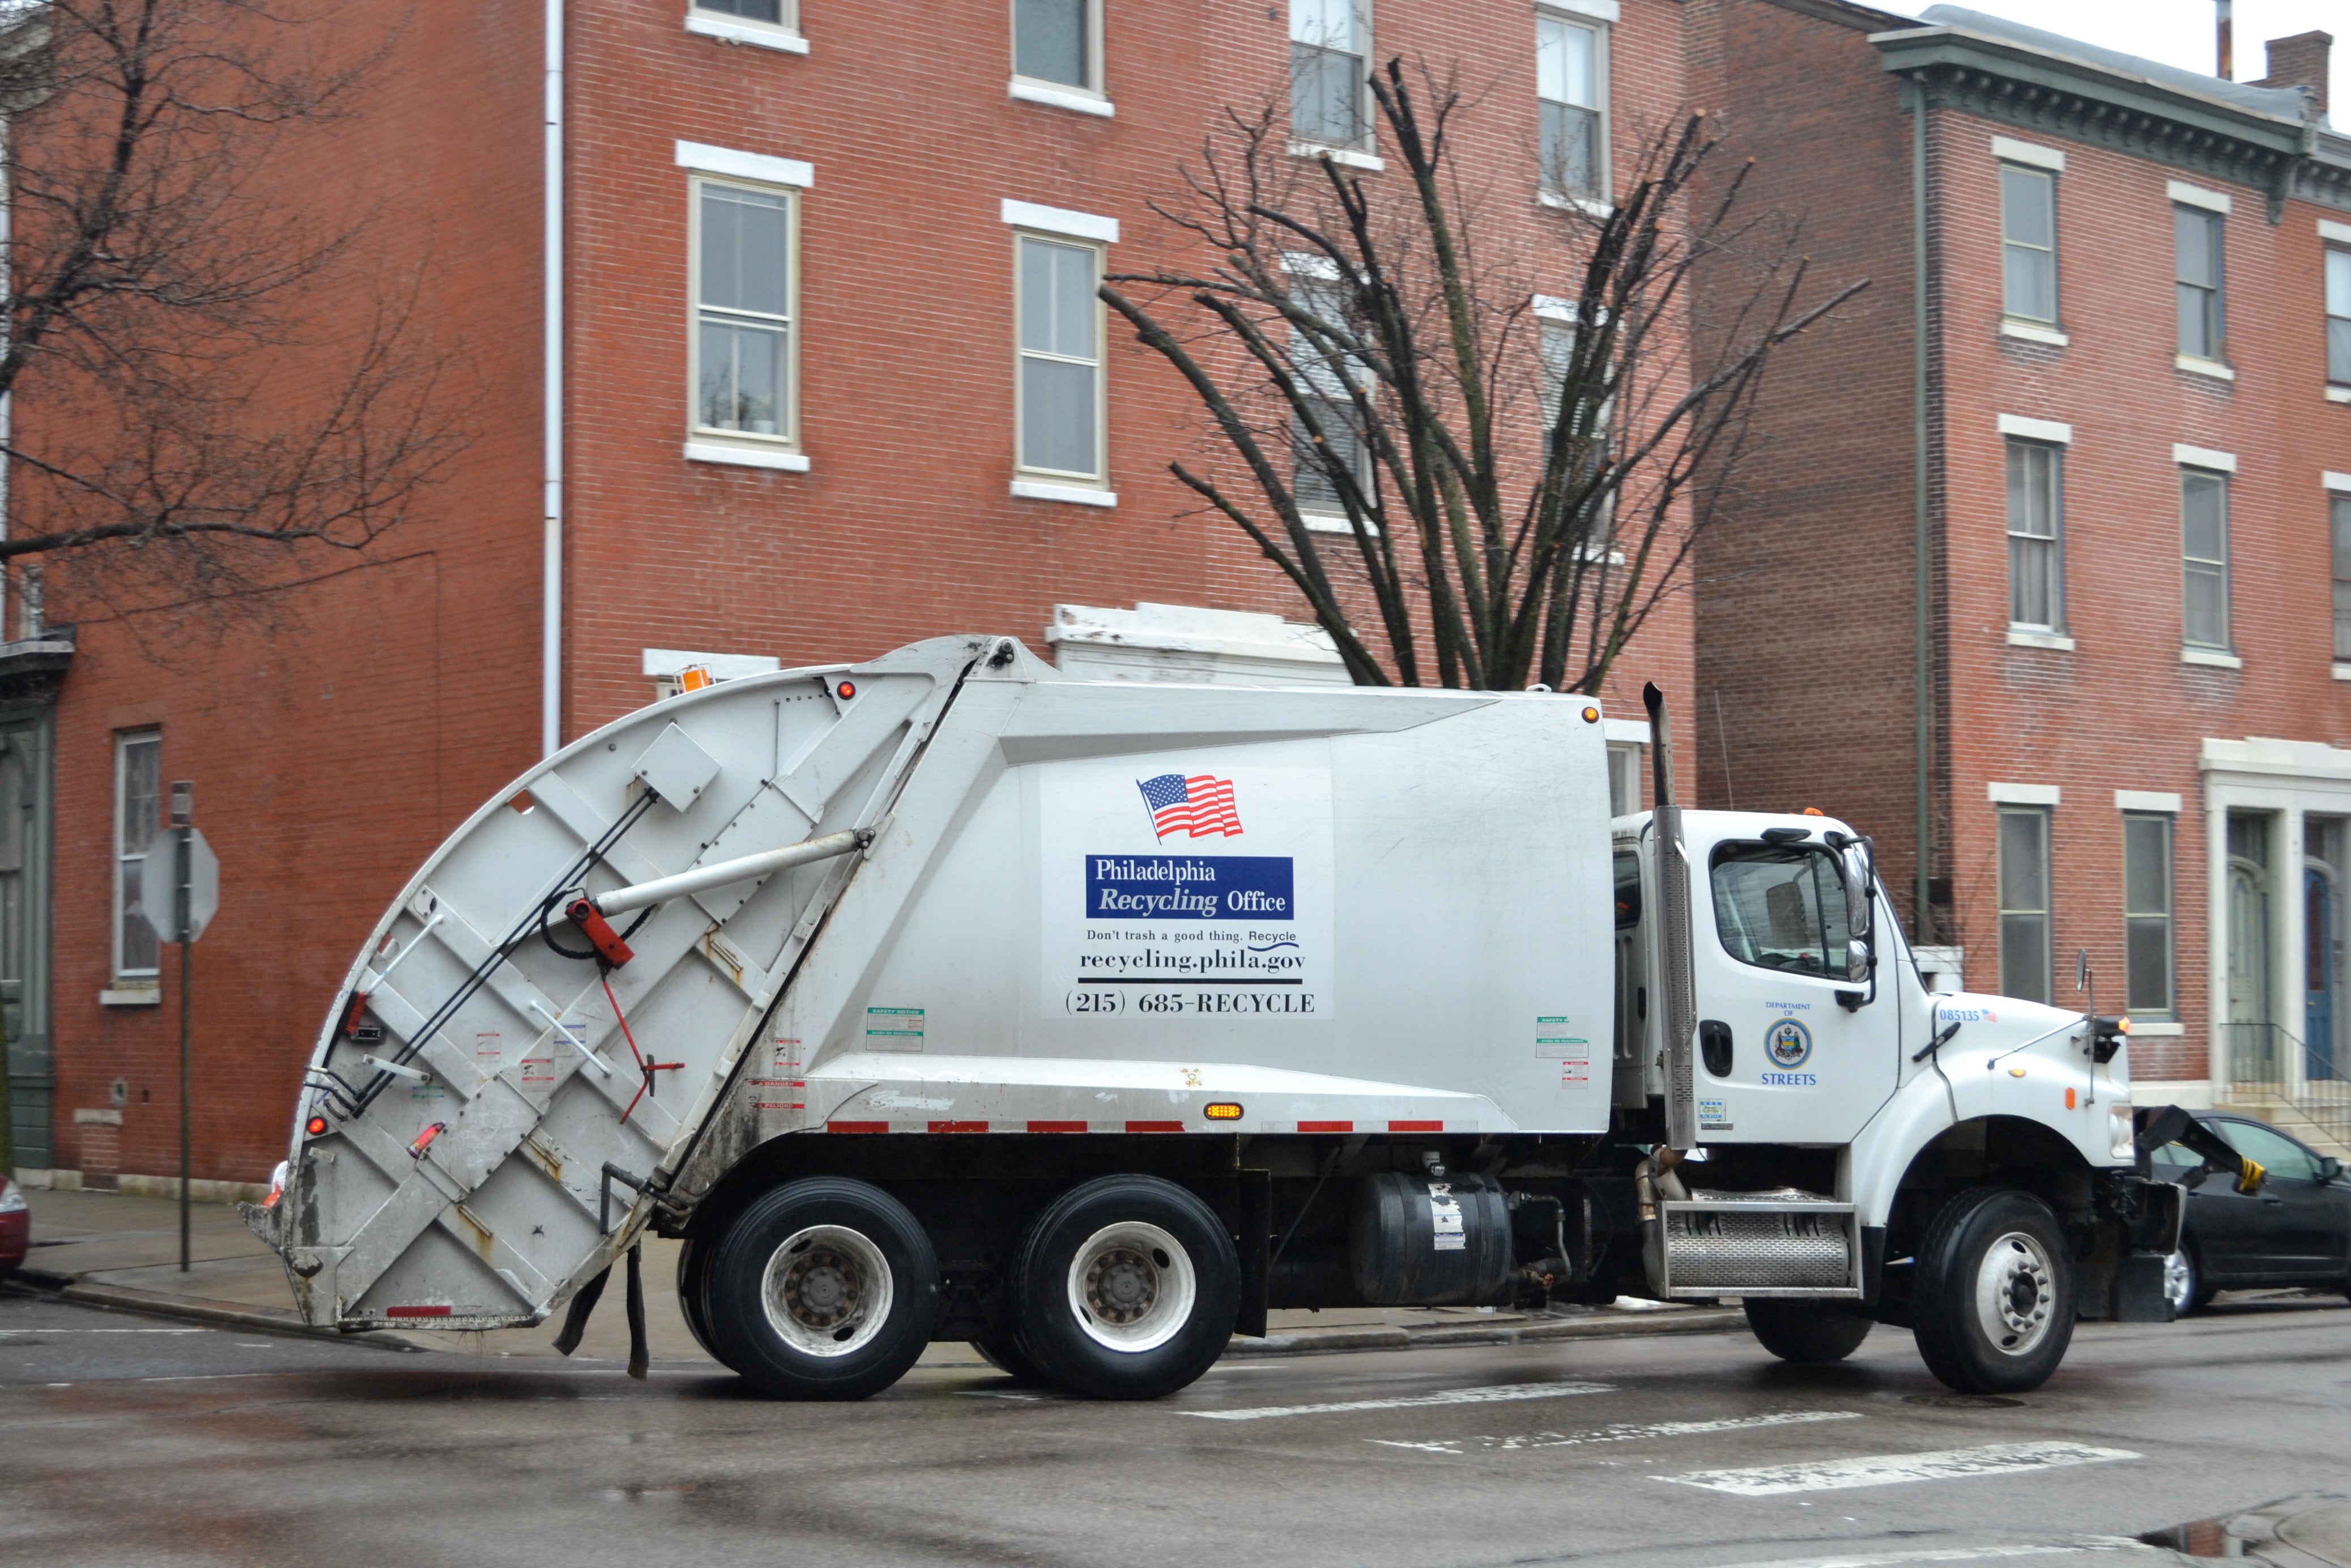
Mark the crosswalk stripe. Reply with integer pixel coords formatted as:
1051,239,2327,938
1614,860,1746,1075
1370,1409,1862,1455
1181,1380,1613,1421
1660,1441,2142,1496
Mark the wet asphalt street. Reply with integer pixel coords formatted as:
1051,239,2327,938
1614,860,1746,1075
0,1289,2344,1568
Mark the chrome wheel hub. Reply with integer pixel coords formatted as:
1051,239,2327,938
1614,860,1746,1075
762,1225,892,1358
1066,1221,1196,1353
1972,1229,2056,1356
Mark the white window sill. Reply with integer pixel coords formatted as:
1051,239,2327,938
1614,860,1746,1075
1289,141,1385,172
1539,190,1614,218
2175,354,2235,382
2006,628,2075,650
2180,646,2242,668
101,986,161,1007
2126,1019,2184,1036
2328,385,2351,403
2332,662,2351,681
1012,479,1115,508
1010,79,1114,117
685,441,810,472
1301,512,1383,536
2000,319,2069,347
684,12,809,52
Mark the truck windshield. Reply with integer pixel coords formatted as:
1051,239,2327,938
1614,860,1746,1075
1710,843,1851,977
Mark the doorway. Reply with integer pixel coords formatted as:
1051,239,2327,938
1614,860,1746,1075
0,715,54,1172
2226,813,2275,1086
2309,821,2343,1084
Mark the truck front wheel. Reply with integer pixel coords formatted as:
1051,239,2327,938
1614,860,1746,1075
1744,1299,1873,1364
1911,1188,2076,1394
1011,1175,1239,1400
704,1178,941,1400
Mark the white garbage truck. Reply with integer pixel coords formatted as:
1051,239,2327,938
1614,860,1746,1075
249,634,2237,1401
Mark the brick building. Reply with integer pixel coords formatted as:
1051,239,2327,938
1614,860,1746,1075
1689,2,2351,1133
2,0,1695,1187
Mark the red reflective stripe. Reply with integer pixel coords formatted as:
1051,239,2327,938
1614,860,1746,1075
1028,1120,1087,1134
826,1120,889,1134
1125,1120,1185,1133
928,1120,989,1134
1386,1120,1444,1132
1297,1120,1353,1133
385,1305,452,1318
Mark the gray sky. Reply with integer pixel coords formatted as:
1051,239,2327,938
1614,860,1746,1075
1932,0,2343,115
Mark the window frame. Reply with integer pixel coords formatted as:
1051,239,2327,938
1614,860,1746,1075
2333,492,2351,662
687,172,802,455
2180,466,2232,652
2004,437,2064,633
1012,229,1109,488
1535,8,1609,204
112,730,161,985
2122,809,2175,1019
1997,804,2052,1005
1706,841,1854,981
688,0,802,46
1999,162,2058,327
2326,245,2351,390
2174,203,2226,364
1011,0,1105,100
1288,0,1372,153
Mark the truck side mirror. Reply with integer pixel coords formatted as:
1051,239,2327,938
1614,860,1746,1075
1836,837,1874,982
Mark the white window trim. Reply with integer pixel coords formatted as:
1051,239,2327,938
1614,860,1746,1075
685,173,803,457
1012,479,1117,507
2173,443,2236,473
113,730,160,985
1992,135,2064,172
2181,646,2243,668
1011,80,1114,117
1285,250,1345,282
1532,293,1577,321
1987,781,2060,806
684,9,809,53
2324,471,2351,493
2166,179,2231,215
1539,0,1618,18
1997,413,2071,444
2115,790,2182,813
2175,354,2235,381
2006,629,2075,651
2000,320,2069,347
1535,6,1609,205
2331,386,2351,404
675,140,814,189
1000,198,1118,244
1290,142,1387,172
2334,662,2351,681
2322,218,2351,245
1538,191,1615,218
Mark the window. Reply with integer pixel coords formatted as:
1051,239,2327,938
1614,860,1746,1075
2212,1119,2319,1184
693,180,795,445
1015,0,1095,91
2181,468,2230,650
695,0,789,24
1709,843,1852,978
1613,849,1641,928
2175,204,2225,361
2005,439,2063,630
1998,805,2051,1004
1291,267,1370,520
2328,248,2351,387
1016,234,1104,483
2334,495,2351,661
1537,14,1603,199
2001,164,2056,325
114,731,161,981
1291,0,1365,149
1606,742,1641,816
2123,812,2173,1016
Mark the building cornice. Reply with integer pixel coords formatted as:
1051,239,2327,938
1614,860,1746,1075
1872,24,2315,216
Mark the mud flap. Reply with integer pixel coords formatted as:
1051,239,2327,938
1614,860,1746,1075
2111,1252,2174,1323
552,1264,611,1356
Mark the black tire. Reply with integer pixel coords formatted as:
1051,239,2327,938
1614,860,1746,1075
1010,1175,1239,1400
1911,1187,2076,1395
971,1335,1054,1385
1744,1298,1873,1364
675,1238,731,1366
704,1178,941,1400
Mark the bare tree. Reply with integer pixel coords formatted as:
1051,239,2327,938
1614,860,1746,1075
0,0,469,631
1102,61,1864,692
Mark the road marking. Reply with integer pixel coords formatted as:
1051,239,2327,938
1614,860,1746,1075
1181,1381,1613,1422
1710,1540,2158,1568
1370,1409,1862,1455
0,1327,206,1335
1660,1441,2143,1496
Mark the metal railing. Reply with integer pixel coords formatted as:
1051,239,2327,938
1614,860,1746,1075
2215,1020,2351,1148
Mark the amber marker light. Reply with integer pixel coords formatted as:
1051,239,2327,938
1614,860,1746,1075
1579,706,1600,723
836,679,857,700
1204,1102,1244,1120
305,1115,329,1137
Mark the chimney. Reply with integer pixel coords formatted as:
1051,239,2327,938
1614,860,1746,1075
2253,30,2332,118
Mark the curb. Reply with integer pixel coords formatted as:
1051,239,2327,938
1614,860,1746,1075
1223,1307,1748,1357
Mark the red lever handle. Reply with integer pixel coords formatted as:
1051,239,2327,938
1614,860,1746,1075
567,898,635,969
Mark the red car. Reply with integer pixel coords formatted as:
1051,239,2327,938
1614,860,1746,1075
0,1175,28,1275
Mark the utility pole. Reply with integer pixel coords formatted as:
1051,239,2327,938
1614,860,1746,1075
172,781,193,1272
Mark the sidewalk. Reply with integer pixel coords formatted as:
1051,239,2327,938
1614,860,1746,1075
3,1185,1745,1366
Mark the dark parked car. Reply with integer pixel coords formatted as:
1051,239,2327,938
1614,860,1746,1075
0,1175,26,1276
2152,1113,2351,1313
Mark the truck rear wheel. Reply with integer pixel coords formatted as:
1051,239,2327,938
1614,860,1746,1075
970,1335,1053,1385
704,1178,941,1400
1911,1187,2076,1395
675,1238,732,1367
1011,1175,1238,1400
1744,1299,1873,1364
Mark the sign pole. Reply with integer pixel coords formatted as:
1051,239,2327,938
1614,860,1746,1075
172,785,193,1273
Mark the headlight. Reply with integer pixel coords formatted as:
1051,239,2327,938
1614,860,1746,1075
2108,1106,2136,1161
0,1181,27,1214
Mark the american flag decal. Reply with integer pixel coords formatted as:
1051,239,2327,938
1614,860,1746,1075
1138,774,1243,840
